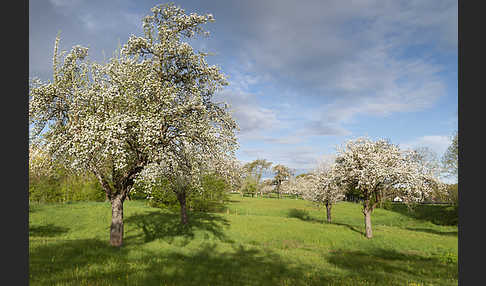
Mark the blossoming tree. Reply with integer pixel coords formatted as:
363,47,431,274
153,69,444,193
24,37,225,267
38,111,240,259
29,143,55,182
333,137,444,238
301,164,344,223
29,4,238,247
135,142,238,225
272,164,292,199
260,179,275,196
280,177,299,197
442,131,458,179
280,175,312,199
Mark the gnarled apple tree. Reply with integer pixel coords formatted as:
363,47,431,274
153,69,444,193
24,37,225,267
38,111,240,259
29,4,238,247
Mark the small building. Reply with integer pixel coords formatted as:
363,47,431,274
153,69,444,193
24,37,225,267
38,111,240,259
393,196,403,202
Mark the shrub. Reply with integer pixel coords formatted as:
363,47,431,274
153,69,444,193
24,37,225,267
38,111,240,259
142,174,230,212
190,173,230,212
29,165,104,203
29,176,64,203
144,178,180,211
60,174,105,202
381,200,394,210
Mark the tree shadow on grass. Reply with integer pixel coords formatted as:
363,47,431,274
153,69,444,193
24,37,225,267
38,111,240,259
29,238,130,285
124,210,233,246
405,227,458,237
287,208,323,223
287,209,365,236
332,222,364,236
29,224,70,237
387,203,458,226
136,243,328,286
325,248,458,285
30,239,329,286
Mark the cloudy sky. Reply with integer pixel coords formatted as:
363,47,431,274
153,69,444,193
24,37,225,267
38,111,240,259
30,0,457,180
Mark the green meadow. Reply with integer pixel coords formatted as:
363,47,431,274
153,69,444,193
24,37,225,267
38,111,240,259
29,195,458,285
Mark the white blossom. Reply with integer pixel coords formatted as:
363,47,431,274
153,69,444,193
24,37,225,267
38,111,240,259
332,137,445,237
29,3,239,245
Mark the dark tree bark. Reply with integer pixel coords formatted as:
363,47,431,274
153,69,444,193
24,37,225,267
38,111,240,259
177,190,189,225
325,202,332,223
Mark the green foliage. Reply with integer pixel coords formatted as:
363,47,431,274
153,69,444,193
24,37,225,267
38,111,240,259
243,159,272,188
385,203,458,226
381,200,394,210
29,165,104,203
344,185,364,202
29,174,63,203
145,174,230,212
143,177,179,210
191,173,230,212
239,175,258,197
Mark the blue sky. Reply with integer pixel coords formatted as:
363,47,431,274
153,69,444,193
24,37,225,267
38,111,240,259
29,0,457,181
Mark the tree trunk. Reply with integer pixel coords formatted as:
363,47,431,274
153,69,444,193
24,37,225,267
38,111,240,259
177,191,189,225
110,194,125,247
326,202,332,223
364,209,372,238
93,167,141,247
362,196,377,239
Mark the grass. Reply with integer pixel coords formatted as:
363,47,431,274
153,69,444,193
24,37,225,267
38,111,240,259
29,195,458,285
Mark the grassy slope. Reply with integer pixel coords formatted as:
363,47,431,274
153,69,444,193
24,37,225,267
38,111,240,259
29,195,458,286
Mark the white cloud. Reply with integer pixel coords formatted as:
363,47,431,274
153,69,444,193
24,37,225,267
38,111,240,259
217,90,280,135
400,135,452,157
297,120,351,137
262,136,305,145
49,0,79,8
240,145,322,170
226,0,454,125
79,13,97,31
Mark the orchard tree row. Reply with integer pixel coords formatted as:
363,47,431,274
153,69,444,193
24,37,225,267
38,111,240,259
237,134,457,239
29,3,458,246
